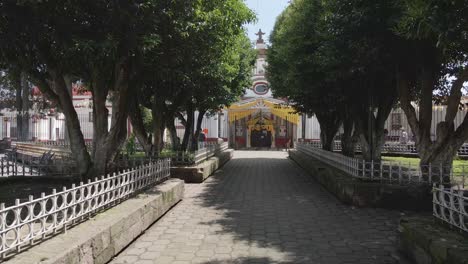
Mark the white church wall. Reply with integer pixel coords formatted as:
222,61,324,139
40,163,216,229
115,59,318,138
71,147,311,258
175,111,222,141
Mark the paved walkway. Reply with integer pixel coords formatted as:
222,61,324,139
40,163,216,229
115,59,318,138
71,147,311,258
110,151,404,264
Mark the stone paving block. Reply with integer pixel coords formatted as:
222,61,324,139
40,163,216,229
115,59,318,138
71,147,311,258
111,151,407,264
4,179,184,264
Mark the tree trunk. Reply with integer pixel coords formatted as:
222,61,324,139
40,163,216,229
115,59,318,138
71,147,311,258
419,144,457,184
418,122,459,184
51,74,92,176
129,96,153,155
181,105,194,152
165,113,179,151
89,76,110,176
30,70,92,177
351,88,395,162
20,73,29,141
316,112,341,151
341,118,356,157
63,75,73,144
88,61,132,178
358,131,385,162
192,110,206,151
397,68,468,185
14,73,23,140
152,101,166,154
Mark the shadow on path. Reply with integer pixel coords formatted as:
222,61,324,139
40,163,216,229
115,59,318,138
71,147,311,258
194,151,404,264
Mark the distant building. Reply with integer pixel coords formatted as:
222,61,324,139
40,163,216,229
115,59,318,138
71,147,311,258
0,85,131,142
176,29,300,149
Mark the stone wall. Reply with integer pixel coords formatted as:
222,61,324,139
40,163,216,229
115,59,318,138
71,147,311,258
172,149,233,183
4,179,184,264
289,150,432,211
399,217,468,264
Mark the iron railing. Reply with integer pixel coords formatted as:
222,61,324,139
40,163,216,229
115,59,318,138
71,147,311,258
433,185,468,234
0,157,77,178
0,158,171,259
296,142,468,234
172,142,229,166
12,140,92,148
300,140,468,156
296,143,467,187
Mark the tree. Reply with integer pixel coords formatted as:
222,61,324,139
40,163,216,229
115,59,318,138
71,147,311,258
191,34,256,150
0,0,162,177
269,0,400,160
0,69,19,112
128,0,255,153
269,0,344,151
0,67,31,140
394,0,468,178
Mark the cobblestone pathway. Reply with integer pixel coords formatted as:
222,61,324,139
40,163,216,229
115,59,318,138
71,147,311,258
110,151,406,264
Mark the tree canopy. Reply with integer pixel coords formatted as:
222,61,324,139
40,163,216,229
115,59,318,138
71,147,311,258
0,0,255,178
269,0,468,169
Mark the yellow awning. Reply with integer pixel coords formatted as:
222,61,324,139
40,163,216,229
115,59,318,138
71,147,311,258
228,109,256,122
227,98,300,124
263,100,299,124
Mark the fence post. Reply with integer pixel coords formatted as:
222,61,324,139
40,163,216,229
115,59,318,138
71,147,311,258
362,160,365,178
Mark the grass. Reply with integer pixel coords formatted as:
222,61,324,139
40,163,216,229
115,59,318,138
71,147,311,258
383,156,468,183
383,156,468,168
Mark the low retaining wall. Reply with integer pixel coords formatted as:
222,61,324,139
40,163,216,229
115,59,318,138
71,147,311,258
4,179,184,264
399,217,468,264
172,149,234,183
289,150,432,211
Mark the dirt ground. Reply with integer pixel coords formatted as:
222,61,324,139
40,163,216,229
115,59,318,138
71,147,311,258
0,178,79,207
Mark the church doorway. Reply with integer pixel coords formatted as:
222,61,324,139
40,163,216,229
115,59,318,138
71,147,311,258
227,98,298,150
250,121,273,148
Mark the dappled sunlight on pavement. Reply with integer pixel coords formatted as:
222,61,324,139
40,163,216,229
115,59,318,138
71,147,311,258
110,151,405,264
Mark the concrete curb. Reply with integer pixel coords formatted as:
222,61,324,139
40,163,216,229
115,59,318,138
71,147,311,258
3,179,184,264
289,150,432,211
399,216,468,264
171,149,233,183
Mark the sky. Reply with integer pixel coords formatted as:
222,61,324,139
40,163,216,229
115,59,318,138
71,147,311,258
244,0,290,44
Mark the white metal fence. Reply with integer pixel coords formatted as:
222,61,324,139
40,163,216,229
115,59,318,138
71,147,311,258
296,142,466,187
172,142,229,166
0,157,77,178
296,142,468,234
0,158,171,259
433,185,468,234
301,140,468,156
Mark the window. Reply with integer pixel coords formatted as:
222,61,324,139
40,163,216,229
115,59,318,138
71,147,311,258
253,83,269,95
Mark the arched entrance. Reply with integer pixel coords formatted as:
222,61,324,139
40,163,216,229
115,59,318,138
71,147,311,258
248,115,274,148
227,98,299,149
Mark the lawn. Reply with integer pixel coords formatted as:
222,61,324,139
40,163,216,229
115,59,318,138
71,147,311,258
383,156,468,169
383,156,468,184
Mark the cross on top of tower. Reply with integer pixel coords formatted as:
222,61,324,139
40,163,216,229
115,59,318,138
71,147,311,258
255,29,265,44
